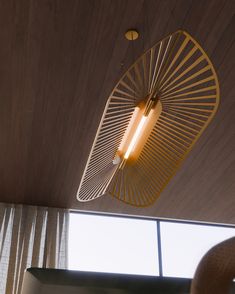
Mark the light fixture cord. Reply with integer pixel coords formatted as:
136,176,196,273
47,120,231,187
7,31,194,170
131,31,137,105
143,0,150,95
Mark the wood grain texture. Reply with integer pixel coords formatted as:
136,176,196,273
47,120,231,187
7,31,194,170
0,0,234,224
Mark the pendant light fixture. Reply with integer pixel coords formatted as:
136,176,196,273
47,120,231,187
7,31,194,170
77,30,220,207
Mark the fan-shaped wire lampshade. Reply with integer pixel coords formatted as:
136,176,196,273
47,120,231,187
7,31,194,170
77,30,220,207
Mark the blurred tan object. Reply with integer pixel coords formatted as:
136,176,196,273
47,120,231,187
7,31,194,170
191,237,235,294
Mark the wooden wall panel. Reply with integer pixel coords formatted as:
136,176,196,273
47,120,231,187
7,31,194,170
0,0,234,224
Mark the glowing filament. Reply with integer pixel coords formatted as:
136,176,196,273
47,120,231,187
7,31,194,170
124,116,147,159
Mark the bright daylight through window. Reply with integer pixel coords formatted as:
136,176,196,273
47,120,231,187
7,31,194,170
68,213,159,276
69,213,235,278
160,222,235,278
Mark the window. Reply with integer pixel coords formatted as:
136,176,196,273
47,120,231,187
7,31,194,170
160,222,235,278
68,213,159,276
68,212,235,278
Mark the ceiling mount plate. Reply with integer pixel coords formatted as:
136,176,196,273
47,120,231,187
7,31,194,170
125,29,139,41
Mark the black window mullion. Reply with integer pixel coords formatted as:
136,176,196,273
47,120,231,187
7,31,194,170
156,220,163,276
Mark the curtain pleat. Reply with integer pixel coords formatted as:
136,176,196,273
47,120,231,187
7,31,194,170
0,207,11,258
0,203,69,294
31,208,47,267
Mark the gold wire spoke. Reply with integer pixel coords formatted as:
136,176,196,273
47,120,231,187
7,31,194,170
107,31,219,206
78,162,118,201
76,30,219,206
110,163,157,206
77,94,136,201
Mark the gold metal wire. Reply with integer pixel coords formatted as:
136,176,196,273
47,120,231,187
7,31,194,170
76,30,220,207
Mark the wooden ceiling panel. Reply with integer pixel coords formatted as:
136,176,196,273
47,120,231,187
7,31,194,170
0,0,234,224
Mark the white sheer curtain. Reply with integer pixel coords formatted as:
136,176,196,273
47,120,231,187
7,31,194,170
0,203,69,294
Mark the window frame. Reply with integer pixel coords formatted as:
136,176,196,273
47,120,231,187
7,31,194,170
69,210,235,278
